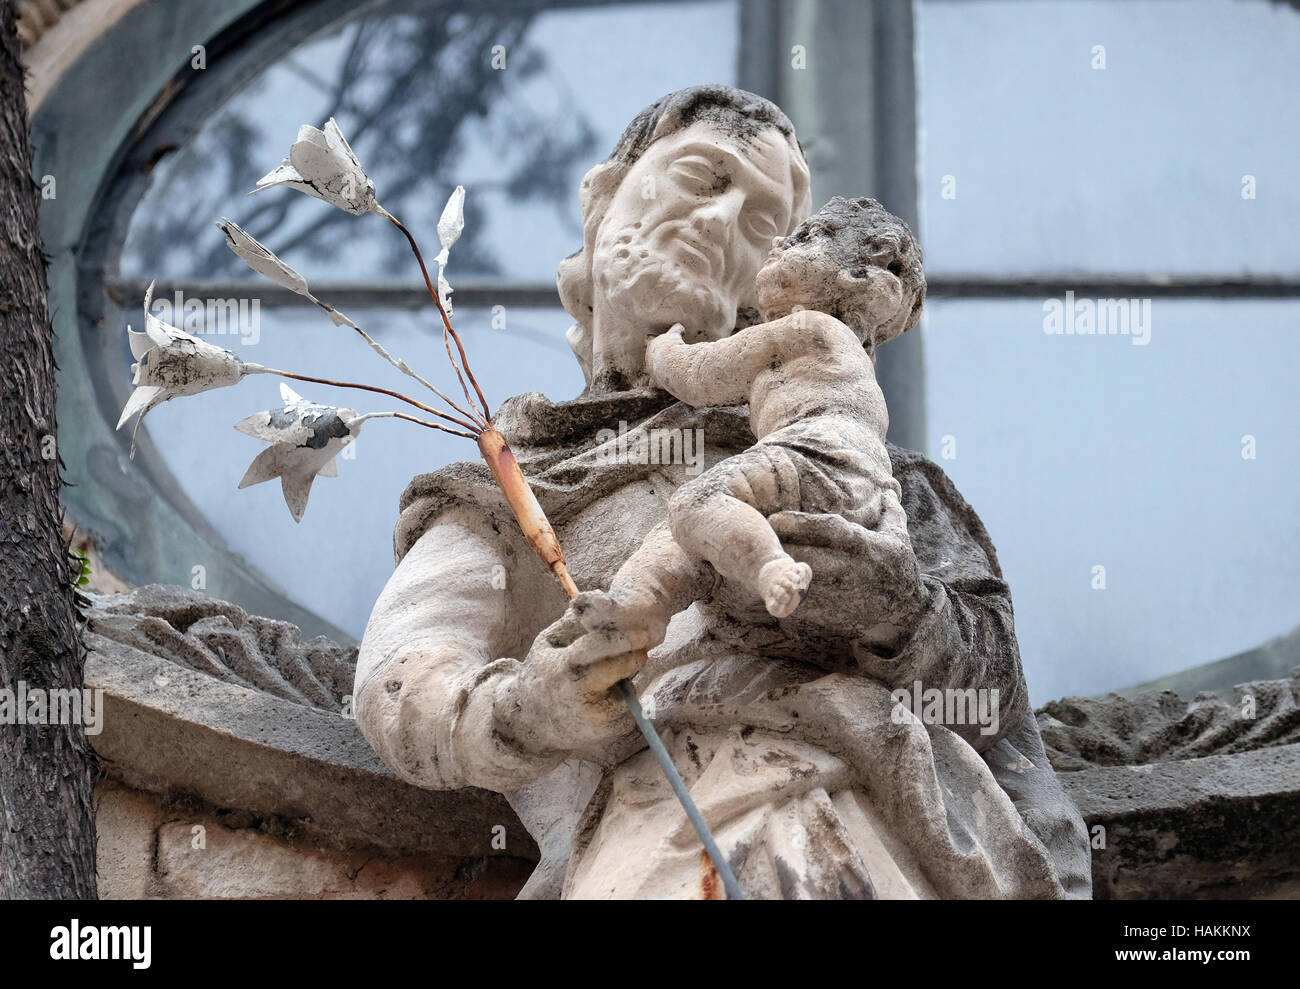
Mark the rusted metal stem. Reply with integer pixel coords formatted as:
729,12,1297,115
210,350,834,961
254,366,480,436
380,207,492,426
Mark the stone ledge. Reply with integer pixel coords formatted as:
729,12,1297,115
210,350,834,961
95,781,534,900
1039,672,1300,771
82,584,1300,898
86,631,536,863
1059,742,1300,899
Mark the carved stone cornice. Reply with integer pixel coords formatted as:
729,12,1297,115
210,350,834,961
88,584,356,713
1038,672,1300,772
83,586,537,862
1036,673,1300,898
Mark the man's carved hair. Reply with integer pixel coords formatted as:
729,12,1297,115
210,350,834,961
557,85,812,380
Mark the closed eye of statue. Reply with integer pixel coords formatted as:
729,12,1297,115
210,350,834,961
742,208,780,242
670,156,717,192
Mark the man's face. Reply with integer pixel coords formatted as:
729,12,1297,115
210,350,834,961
592,120,804,344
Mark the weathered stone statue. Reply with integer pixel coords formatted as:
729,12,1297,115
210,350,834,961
353,85,1093,899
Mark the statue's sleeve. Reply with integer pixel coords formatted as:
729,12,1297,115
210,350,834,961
876,451,1092,895
353,505,567,792
872,452,1033,752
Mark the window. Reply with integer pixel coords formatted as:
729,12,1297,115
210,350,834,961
915,0,1300,701
44,0,1299,702
85,0,741,640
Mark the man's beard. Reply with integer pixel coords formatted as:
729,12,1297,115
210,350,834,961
594,225,734,339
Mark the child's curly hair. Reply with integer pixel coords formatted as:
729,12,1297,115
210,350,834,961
786,196,926,345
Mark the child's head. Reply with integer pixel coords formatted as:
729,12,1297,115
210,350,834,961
755,196,925,350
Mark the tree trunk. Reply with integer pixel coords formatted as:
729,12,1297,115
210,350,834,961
0,0,98,899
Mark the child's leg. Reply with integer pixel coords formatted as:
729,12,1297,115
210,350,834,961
573,521,713,647
668,449,812,618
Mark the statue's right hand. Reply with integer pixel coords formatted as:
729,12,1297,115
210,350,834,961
499,606,651,755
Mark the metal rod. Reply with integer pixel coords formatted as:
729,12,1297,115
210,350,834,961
615,679,746,900
485,471,745,899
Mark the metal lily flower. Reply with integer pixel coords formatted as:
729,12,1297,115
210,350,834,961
216,218,311,298
116,282,258,456
434,185,466,315
249,118,379,216
217,217,353,327
234,384,367,523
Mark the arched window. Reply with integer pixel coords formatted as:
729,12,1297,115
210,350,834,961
52,0,749,641
35,0,1300,705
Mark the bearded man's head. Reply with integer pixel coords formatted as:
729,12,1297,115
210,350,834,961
557,85,812,392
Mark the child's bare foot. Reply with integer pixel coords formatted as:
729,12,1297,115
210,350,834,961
757,557,813,618
572,588,669,649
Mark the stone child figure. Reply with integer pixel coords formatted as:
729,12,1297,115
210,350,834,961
577,197,923,642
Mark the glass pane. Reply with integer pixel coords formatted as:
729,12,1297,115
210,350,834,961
142,305,585,637
120,0,740,285
921,297,1300,703
916,0,1300,278
113,0,740,633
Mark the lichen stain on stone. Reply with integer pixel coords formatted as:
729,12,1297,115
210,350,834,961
699,848,722,899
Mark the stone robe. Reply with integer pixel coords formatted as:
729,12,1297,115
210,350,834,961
354,389,1093,899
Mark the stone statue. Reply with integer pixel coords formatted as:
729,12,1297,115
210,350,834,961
353,85,1093,899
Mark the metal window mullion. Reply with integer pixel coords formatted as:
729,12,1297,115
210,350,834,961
760,0,927,452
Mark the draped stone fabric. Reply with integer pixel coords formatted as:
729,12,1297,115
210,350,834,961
1040,672,1300,771
387,389,1092,899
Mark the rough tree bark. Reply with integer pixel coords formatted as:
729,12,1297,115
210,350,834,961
0,0,98,898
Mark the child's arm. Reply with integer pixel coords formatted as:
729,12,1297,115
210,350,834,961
646,323,763,408
647,314,856,409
